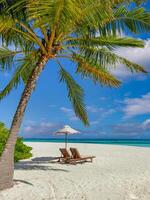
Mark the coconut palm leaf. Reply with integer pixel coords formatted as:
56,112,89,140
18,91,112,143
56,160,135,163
101,6,150,35
59,64,89,125
71,54,121,87
0,52,39,100
0,64,26,100
73,46,147,73
66,36,144,49
0,47,21,71
0,14,46,53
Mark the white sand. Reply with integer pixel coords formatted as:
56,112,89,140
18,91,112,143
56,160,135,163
1,142,150,200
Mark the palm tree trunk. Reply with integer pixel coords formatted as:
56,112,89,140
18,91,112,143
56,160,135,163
0,55,48,190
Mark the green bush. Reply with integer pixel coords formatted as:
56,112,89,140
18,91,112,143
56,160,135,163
0,122,32,162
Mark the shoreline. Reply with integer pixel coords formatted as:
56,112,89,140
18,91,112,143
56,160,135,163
23,139,150,148
1,142,150,200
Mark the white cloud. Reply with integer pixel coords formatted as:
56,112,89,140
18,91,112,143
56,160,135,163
123,93,150,118
60,105,115,122
112,119,150,136
24,126,32,132
60,107,79,121
87,105,115,116
111,39,150,79
24,120,36,125
86,106,103,113
90,120,99,125
112,123,142,136
60,107,72,113
142,119,150,130
104,108,115,116
23,121,61,135
40,122,55,128
69,116,79,121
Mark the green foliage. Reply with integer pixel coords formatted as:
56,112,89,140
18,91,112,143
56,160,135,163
67,36,145,49
105,6,150,35
0,122,32,162
72,54,121,87
14,137,32,162
59,65,89,125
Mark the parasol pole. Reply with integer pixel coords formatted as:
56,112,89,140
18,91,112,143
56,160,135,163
65,133,68,149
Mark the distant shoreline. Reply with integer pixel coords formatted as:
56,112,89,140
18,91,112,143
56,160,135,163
23,138,150,147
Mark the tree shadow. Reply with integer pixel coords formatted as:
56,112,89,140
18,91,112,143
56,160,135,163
32,156,59,162
14,179,33,186
14,156,69,172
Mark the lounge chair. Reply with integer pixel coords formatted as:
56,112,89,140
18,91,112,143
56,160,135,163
58,148,76,164
70,148,95,163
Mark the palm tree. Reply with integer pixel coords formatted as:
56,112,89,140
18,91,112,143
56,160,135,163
0,0,149,190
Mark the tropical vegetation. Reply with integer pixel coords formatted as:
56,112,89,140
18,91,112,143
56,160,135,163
0,122,32,162
0,0,149,190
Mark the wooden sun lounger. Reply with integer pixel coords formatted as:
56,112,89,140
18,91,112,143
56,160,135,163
70,148,95,163
58,148,76,164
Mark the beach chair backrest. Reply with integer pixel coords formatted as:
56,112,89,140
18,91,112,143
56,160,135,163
59,148,71,158
70,148,81,159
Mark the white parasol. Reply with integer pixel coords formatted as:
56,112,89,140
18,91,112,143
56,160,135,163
55,125,80,149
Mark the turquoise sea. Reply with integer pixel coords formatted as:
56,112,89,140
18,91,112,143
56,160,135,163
24,138,150,148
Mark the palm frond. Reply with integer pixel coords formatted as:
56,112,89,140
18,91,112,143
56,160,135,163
17,52,40,84
0,14,46,52
102,6,150,35
77,46,147,73
66,36,144,49
0,47,21,71
58,63,89,125
76,0,113,31
72,54,121,87
0,64,25,100
9,0,82,37
0,52,39,100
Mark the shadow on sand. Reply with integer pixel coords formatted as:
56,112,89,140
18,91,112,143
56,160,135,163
14,179,33,186
14,156,69,172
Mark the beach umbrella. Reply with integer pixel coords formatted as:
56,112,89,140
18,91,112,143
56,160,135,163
55,125,80,149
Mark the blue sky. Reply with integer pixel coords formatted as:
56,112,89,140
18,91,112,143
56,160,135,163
0,1,150,139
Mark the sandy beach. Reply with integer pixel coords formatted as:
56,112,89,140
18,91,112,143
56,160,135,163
0,142,150,200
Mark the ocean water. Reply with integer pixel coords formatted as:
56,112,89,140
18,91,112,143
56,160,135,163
24,138,150,148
